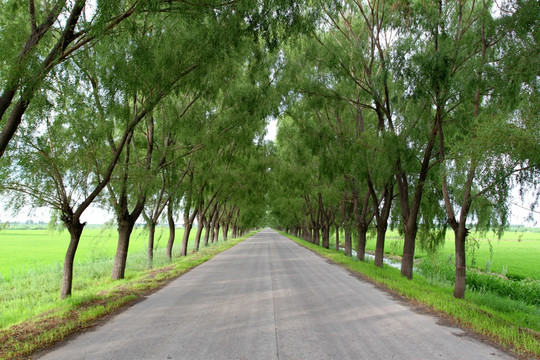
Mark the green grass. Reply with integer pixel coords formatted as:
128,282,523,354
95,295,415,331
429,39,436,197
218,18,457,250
0,225,194,280
333,228,540,280
285,231,540,358
0,229,254,359
0,225,216,329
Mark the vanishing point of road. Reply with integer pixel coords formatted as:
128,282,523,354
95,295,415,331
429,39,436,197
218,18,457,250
38,229,513,360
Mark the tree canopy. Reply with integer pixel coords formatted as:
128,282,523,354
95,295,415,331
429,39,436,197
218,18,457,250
0,0,538,300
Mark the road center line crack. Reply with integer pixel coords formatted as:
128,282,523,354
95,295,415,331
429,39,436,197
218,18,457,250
269,241,280,360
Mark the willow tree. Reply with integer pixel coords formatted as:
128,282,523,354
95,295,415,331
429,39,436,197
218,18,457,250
426,0,540,298
0,54,145,298
0,0,159,158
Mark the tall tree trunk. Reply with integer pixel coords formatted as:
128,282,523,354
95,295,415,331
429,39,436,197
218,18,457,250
375,223,388,268
334,224,340,251
312,225,320,246
60,220,85,299
230,207,240,239
370,181,393,268
302,226,309,242
353,188,372,261
166,203,175,259
344,227,352,256
401,219,417,279
222,223,229,242
180,219,192,256
357,225,368,261
454,223,467,298
112,219,136,280
209,221,216,244
194,213,204,252
147,220,156,268
322,223,330,249
374,225,388,268
340,192,352,256
210,205,221,243
396,118,439,279
213,223,220,243
203,216,211,247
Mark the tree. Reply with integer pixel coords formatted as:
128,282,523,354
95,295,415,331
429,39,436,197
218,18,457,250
429,0,540,298
0,0,155,158
0,54,148,298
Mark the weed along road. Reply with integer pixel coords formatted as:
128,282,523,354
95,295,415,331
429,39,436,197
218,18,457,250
38,229,512,360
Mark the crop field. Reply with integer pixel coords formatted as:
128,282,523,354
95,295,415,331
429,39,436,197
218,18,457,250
358,228,540,281
0,224,218,329
0,225,197,281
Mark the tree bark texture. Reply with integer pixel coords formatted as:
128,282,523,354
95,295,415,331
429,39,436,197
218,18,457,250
60,220,85,299
203,216,211,247
344,228,352,257
454,224,467,298
334,225,339,251
112,220,136,280
401,221,417,279
147,221,156,268
180,220,192,256
374,225,387,268
166,203,175,259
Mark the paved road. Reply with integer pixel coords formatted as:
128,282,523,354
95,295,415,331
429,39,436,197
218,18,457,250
39,229,513,360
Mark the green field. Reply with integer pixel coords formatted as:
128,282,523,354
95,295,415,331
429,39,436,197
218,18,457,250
0,225,201,281
354,228,540,280
0,224,216,329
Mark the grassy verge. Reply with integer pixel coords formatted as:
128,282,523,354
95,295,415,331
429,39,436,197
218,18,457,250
280,231,540,359
0,231,256,360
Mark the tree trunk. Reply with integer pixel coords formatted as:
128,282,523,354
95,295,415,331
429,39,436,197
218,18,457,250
344,227,352,256
194,214,204,252
401,220,417,279
112,220,136,280
369,181,393,268
209,221,215,244
147,221,156,268
454,224,468,298
203,216,211,247
213,223,220,243
321,223,330,249
334,225,340,251
166,203,175,259
222,223,229,242
180,219,192,256
357,224,368,261
60,220,85,299
374,224,387,268
302,226,309,242
313,225,320,246
353,188,371,261
340,193,352,256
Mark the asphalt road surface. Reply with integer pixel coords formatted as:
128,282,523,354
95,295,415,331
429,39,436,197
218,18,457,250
38,229,513,360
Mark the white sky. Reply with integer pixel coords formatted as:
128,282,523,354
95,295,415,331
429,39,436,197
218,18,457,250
1,197,538,226
264,117,277,142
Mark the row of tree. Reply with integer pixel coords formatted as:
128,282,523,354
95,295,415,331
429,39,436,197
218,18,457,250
1,0,538,302
0,0,305,298
268,0,539,299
